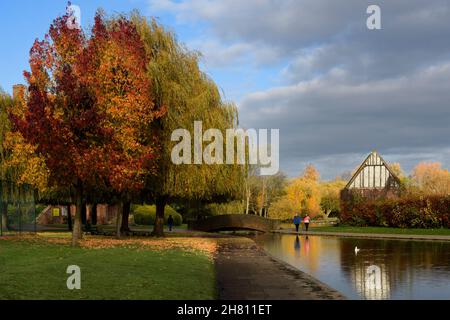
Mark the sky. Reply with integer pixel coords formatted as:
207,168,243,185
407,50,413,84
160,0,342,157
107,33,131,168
1,0,449,179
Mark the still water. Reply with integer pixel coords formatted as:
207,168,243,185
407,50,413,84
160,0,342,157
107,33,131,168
255,233,450,300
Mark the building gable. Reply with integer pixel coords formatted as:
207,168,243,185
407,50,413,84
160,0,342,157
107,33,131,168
345,151,400,190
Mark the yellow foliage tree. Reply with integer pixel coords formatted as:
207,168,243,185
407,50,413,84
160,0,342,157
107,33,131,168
411,162,450,195
319,179,346,217
269,165,323,219
1,89,48,230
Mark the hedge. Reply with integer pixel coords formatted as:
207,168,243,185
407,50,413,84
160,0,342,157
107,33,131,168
132,205,183,226
340,195,450,228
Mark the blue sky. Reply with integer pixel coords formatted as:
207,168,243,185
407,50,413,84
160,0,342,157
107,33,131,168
1,1,449,179
0,0,271,102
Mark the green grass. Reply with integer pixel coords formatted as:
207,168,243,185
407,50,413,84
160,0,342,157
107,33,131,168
0,239,216,300
310,225,450,236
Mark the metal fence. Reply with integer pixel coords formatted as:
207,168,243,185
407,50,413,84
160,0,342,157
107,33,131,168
0,180,36,236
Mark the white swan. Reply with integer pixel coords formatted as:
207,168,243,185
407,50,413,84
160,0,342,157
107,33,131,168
354,246,360,255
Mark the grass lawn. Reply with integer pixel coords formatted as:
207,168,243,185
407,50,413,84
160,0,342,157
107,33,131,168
0,234,217,300
310,225,450,236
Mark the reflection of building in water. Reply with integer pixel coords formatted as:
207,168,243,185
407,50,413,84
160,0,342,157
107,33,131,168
340,238,450,299
351,262,390,300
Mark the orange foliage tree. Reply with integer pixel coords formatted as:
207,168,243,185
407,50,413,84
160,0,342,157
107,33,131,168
411,162,450,195
11,13,163,245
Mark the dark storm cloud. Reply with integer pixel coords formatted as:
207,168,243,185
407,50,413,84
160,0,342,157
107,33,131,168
239,64,450,177
151,0,450,178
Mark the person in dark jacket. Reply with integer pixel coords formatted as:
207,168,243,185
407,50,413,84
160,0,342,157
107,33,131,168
293,214,302,233
167,215,174,232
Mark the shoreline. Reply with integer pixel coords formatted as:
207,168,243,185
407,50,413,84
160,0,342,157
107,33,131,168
214,237,346,300
273,229,450,241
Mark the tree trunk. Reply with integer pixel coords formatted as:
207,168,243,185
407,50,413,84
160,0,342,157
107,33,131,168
152,197,166,237
81,202,87,226
91,204,97,226
121,201,131,233
115,203,123,239
260,178,266,216
72,183,83,247
245,191,250,215
67,205,73,231
1,201,8,231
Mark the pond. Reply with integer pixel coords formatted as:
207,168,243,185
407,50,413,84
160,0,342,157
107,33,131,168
255,233,450,300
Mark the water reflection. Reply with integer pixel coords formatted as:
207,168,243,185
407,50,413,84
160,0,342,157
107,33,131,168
255,234,450,300
294,236,301,254
304,236,310,256
352,263,390,300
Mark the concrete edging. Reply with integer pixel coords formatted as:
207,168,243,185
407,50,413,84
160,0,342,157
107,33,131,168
272,230,450,241
256,242,347,300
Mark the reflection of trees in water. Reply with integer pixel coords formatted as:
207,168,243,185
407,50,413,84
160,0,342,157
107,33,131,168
340,239,450,300
259,233,323,272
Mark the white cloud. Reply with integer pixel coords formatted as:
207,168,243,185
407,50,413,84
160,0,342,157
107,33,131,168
148,0,450,178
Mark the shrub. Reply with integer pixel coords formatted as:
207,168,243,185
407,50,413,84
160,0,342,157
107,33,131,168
340,195,450,229
205,201,245,216
132,205,183,226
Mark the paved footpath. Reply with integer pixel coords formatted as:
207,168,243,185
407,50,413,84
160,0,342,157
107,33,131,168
214,237,345,300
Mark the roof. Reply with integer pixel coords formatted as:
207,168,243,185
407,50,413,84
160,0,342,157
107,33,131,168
344,151,401,190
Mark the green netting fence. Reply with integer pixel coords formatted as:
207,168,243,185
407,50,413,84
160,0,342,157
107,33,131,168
0,180,36,236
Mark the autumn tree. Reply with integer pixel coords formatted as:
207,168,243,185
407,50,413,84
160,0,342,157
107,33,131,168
88,15,164,237
302,164,320,182
0,90,12,230
1,89,48,231
12,13,161,245
268,196,296,220
411,162,450,195
254,171,287,217
132,14,243,236
243,165,261,215
319,178,346,217
269,165,322,219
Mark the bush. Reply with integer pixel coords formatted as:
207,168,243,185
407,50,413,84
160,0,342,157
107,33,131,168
341,195,450,229
205,201,245,216
132,205,183,226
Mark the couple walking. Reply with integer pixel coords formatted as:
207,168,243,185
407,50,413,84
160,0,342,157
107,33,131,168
293,214,310,233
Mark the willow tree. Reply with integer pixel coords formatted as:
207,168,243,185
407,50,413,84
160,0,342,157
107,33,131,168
1,89,47,231
0,90,12,230
132,14,244,236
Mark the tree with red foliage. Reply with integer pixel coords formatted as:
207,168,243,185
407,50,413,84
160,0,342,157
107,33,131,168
11,12,162,245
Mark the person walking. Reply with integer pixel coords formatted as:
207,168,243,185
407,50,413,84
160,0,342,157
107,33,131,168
293,214,302,233
303,214,311,232
167,215,174,232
